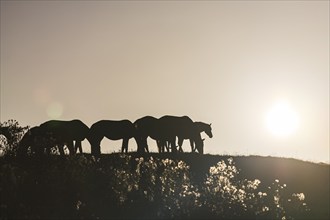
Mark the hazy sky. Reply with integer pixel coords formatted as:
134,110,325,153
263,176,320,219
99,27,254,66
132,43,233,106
1,1,329,163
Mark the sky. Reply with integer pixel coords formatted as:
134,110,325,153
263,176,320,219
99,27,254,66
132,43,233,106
0,1,329,163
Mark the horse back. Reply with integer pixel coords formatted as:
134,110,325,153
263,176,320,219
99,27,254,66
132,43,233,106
159,115,194,136
90,120,135,139
134,116,160,139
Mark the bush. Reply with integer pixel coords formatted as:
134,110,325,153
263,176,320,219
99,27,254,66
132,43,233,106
202,158,310,219
0,154,311,220
0,119,28,157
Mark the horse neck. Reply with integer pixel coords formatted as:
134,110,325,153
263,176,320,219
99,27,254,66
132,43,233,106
194,122,208,133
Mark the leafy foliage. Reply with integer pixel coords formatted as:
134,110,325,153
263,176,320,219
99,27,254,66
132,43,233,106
202,158,310,220
0,154,310,220
0,120,28,156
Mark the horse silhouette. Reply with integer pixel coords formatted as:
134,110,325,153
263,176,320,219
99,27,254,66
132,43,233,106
157,115,207,154
89,120,137,155
177,121,213,153
17,126,60,156
134,115,206,154
134,116,169,153
39,119,90,154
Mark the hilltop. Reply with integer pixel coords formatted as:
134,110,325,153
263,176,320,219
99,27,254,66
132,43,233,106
0,153,329,219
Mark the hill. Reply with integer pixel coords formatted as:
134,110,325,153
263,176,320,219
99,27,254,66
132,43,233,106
153,153,330,219
0,153,329,219
124,152,330,219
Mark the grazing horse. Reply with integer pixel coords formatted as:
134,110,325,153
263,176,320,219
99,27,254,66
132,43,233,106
39,119,90,154
89,120,137,155
17,126,61,156
157,115,208,154
134,116,171,153
157,115,198,153
177,122,213,153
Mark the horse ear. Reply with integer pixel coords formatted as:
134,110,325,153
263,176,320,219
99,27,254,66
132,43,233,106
209,123,212,126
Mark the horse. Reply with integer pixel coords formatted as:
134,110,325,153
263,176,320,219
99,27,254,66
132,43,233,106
89,120,137,155
157,115,210,154
39,119,90,154
134,116,173,153
134,115,205,154
177,121,213,153
17,126,62,156
157,115,198,153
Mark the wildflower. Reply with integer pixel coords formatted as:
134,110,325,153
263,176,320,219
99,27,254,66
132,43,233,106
209,166,217,175
76,200,82,210
262,206,270,212
297,193,305,201
178,161,185,169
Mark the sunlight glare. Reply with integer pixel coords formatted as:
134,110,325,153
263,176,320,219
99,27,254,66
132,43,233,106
265,101,299,137
47,102,64,119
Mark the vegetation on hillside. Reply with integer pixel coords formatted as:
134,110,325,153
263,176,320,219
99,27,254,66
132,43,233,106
0,120,28,156
0,153,312,220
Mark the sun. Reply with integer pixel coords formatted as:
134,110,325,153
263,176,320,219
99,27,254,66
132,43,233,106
265,101,299,137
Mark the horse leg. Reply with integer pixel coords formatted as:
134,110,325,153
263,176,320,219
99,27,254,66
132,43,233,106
75,141,83,154
165,141,170,152
157,140,162,153
190,139,195,152
144,141,149,153
67,141,75,155
137,137,149,153
122,138,129,153
90,136,102,156
177,137,184,152
92,142,101,156
58,144,65,156
169,137,177,153
142,138,149,153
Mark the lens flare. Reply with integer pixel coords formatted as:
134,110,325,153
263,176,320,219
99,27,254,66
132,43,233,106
47,102,63,119
34,87,51,105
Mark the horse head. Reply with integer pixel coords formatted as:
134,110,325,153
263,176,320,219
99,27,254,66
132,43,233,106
17,126,40,156
204,123,213,138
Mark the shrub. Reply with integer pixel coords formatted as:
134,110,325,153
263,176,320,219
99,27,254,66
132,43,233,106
0,154,310,219
0,119,28,157
202,157,310,220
